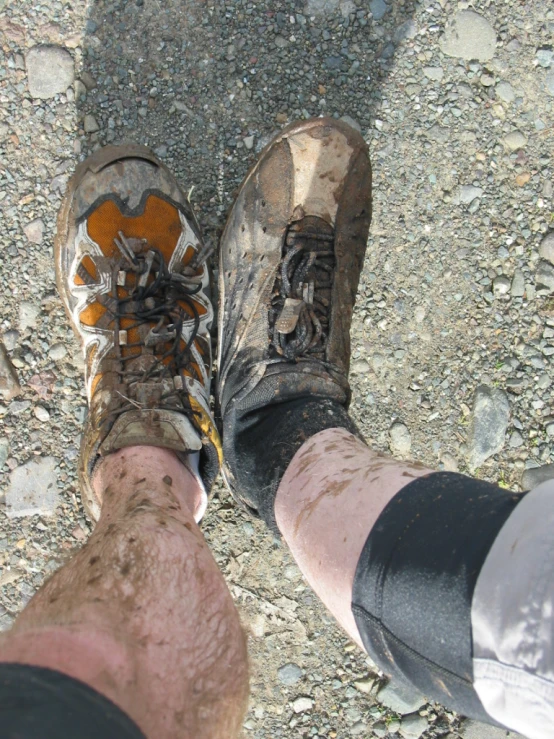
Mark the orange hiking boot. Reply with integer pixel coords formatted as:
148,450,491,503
55,145,221,522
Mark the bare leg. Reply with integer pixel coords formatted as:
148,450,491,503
274,428,432,646
0,447,249,739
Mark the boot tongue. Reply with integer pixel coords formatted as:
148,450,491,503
98,409,203,456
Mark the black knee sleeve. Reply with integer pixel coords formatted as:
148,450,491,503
352,471,525,721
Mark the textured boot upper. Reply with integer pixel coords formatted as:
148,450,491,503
217,118,372,418
55,147,221,521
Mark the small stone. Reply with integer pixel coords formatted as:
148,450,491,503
440,11,496,62
496,81,515,103
2,330,19,352
546,71,554,97
0,344,21,401
516,172,531,187
353,358,370,374
389,422,412,455
369,0,388,21
23,218,44,245
539,233,554,265
278,663,303,686
6,457,60,518
522,463,554,490
340,115,362,133
34,405,50,422
414,306,426,323
244,135,255,150
536,48,554,68
480,73,495,87
423,67,443,81
511,270,525,297
276,112,288,124
9,400,31,415
467,385,510,471
18,301,40,331
441,452,459,472
458,185,483,204
492,275,511,296
509,430,523,448
84,114,100,133
49,343,67,361
536,261,554,293
503,131,527,151
400,713,429,739
274,35,288,49
353,676,377,694
154,144,167,158
26,45,75,99
377,682,425,715
292,696,313,713
80,71,97,89
373,721,387,738
0,439,9,468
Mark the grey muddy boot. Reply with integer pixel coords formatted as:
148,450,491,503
216,117,372,530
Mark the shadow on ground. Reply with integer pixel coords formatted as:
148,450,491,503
78,0,417,240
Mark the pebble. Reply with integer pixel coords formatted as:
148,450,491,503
49,343,67,361
440,11,496,62
539,232,554,265
509,430,523,448
0,439,8,469
2,330,19,352
353,358,370,374
467,385,510,471
377,682,425,715
84,114,100,133
278,663,303,686
292,696,313,713
492,275,510,296
353,676,377,694
389,422,412,455
340,115,362,133
369,0,388,21
441,452,459,472
546,70,554,97
19,302,40,331
496,81,515,103
399,713,429,739
503,131,527,151
522,463,554,490
511,270,525,298
536,262,554,293
458,185,483,205
373,721,387,738
244,135,255,150
0,344,21,401
34,405,50,422
423,67,443,81
26,45,75,99
6,457,60,518
536,48,554,68
23,218,45,245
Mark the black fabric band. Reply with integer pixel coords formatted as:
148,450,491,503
0,663,145,738
224,396,361,532
352,471,524,722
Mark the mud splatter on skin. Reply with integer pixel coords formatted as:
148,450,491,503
163,475,173,486
294,478,351,535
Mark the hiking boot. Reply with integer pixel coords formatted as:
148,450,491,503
55,145,221,523
217,118,372,528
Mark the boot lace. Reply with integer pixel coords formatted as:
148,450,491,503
99,231,212,424
269,216,335,361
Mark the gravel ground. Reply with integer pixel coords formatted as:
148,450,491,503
1,0,553,736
